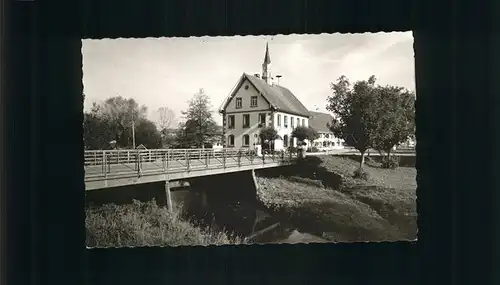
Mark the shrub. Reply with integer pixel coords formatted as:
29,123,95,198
85,200,244,248
381,156,400,169
287,146,298,154
353,167,370,181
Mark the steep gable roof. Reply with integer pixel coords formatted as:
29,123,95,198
220,73,311,118
308,111,334,133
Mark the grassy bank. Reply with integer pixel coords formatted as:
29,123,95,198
255,155,417,242
86,200,244,247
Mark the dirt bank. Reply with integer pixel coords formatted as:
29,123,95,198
255,155,417,242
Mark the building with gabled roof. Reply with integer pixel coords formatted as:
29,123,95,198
307,111,345,150
219,43,311,151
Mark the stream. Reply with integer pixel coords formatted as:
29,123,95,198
172,186,329,244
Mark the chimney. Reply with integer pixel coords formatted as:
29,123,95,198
275,75,282,85
254,74,260,78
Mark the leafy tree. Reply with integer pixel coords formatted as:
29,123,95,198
291,126,319,145
259,127,279,151
134,118,162,149
326,75,379,169
371,85,416,164
178,89,219,148
99,96,148,148
83,102,114,150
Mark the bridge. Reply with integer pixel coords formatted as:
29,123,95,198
84,148,297,191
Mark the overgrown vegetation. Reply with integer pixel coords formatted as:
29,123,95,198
86,200,244,248
255,155,417,242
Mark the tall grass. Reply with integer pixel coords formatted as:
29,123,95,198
86,200,245,248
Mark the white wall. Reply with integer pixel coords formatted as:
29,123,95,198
225,78,270,113
271,111,309,150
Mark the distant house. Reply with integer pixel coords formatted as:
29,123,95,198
135,144,147,150
162,128,178,138
219,43,311,151
307,111,344,151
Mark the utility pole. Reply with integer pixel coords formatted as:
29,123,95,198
132,120,136,149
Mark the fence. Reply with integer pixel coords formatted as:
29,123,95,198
84,148,295,181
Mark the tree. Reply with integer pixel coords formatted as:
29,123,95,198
134,118,162,149
83,102,115,150
179,89,219,148
371,85,416,163
99,96,148,148
259,127,279,151
155,107,176,133
326,75,380,169
291,126,319,145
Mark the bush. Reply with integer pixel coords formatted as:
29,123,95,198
85,200,244,248
381,156,400,169
353,167,370,181
287,146,298,153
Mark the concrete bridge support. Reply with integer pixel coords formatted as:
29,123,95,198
187,170,260,235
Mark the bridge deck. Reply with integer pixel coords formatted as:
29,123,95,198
84,149,294,190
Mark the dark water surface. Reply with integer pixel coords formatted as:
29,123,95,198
171,187,329,244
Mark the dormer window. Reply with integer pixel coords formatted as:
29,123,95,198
244,85,249,90
250,96,258,107
235,97,242,109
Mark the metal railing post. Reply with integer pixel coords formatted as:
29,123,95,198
262,151,265,165
237,150,241,167
149,150,152,162
289,150,292,162
166,150,170,171
107,152,111,173
162,152,166,172
223,149,226,168
127,151,130,164
281,150,285,162
103,151,107,179
185,149,190,171
94,152,97,165
199,149,202,160
138,151,142,176
205,151,209,168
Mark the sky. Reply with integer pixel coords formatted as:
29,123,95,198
82,32,415,126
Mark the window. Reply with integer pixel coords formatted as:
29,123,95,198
290,117,295,128
296,118,300,127
277,114,281,126
242,114,250,128
244,85,249,90
283,135,289,147
302,119,305,126
284,116,288,128
290,137,294,147
243,134,250,146
235,97,242,109
251,96,258,107
227,115,235,129
228,135,235,146
258,113,266,127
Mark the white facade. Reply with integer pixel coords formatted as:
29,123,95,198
223,84,310,151
308,132,344,150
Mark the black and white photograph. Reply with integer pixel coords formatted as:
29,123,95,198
83,32,417,248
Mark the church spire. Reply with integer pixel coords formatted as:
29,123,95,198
262,42,272,84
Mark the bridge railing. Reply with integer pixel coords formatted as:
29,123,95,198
84,148,296,181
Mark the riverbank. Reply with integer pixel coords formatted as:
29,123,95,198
255,155,417,242
85,200,244,248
